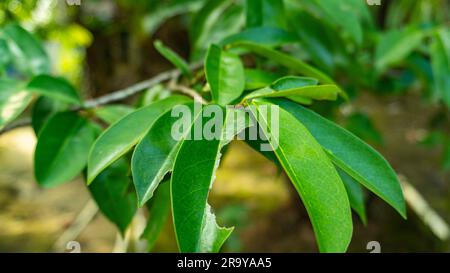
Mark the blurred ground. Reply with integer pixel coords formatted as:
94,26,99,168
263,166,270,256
0,91,449,252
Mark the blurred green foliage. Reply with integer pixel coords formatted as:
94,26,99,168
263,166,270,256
0,0,449,253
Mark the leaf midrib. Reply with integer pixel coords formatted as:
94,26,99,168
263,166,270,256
249,101,325,249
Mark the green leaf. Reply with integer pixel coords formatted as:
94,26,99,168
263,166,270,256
231,42,331,83
220,27,297,48
26,75,81,105
443,142,450,171
245,0,286,29
345,0,373,26
0,39,11,70
132,102,199,206
244,69,280,90
205,44,245,105
273,99,407,218
206,5,245,57
243,125,280,166
93,105,135,125
172,107,250,252
2,24,50,75
269,76,336,102
312,0,363,45
271,76,319,90
249,99,352,252
431,28,450,108
246,85,338,102
190,0,231,52
154,40,192,79
337,167,367,225
142,0,203,35
89,158,137,234
35,112,96,187
229,42,347,99
31,96,67,135
0,79,32,130
289,11,342,71
375,27,425,73
246,77,338,103
87,95,191,184
141,181,171,251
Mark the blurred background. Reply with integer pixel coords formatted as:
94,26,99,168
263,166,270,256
0,0,449,252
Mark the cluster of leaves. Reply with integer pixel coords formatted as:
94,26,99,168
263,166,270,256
3,0,449,252
141,0,450,169
1,14,406,252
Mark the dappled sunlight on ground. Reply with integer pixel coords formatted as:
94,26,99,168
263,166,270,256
0,128,116,252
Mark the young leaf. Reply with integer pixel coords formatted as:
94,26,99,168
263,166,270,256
2,23,50,75
93,105,135,125
31,96,67,135
337,167,367,225
275,84,337,101
272,99,407,218
89,158,137,234
172,107,250,253
87,95,191,184
246,85,339,102
154,40,192,79
430,28,450,108
271,76,319,90
205,44,245,105
249,99,352,253
26,75,81,105
220,27,297,48
141,181,171,251
35,112,96,187
0,79,32,130
132,102,199,206
244,69,280,90
245,76,337,103
229,42,347,99
375,27,425,73
230,42,331,83
245,0,286,29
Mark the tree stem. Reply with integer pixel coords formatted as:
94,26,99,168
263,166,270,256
0,63,203,135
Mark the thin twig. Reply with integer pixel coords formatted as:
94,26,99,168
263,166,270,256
168,81,207,104
82,70,173,109
51,199,99,252
79,62,203,109
112,209,147,253
399,174,450,241
0,118,32,135
0,63,203,135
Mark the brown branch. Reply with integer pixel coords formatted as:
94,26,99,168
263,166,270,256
0,63,203,135
79,61,203,109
